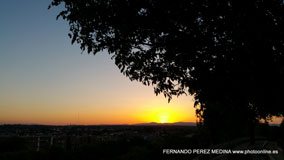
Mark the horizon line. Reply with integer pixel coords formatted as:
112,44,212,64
0,121,197,126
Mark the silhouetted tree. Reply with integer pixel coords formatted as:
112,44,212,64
50,0,284,143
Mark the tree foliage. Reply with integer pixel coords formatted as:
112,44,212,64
50,0,284,139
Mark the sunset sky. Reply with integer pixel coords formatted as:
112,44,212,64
0,1,282,125
0,0,196,125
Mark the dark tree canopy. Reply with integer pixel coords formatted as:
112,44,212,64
50,0,284,140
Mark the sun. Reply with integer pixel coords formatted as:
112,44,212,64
158,113,169,123
141,103,192,124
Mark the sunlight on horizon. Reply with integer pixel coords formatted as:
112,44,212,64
158,113,170,123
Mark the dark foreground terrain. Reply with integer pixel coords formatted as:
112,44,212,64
0,124,283,160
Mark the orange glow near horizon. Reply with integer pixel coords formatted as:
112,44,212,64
142,107,184,124
0,93,196,125
131,97,196,125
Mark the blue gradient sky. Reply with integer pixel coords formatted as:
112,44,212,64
0,0,196,125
